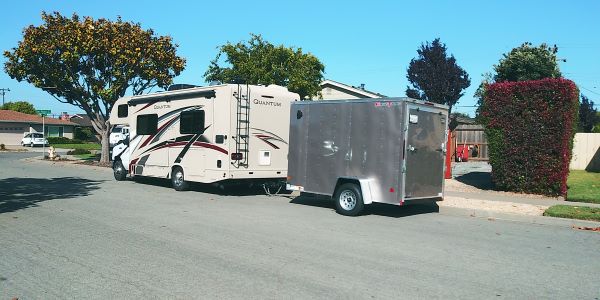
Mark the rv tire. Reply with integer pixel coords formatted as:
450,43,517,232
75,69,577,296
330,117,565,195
172,167,189,191
334,183,364,216
113,160,127,181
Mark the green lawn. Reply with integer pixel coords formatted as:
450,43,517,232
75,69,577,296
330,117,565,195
51,143,101,150
567,170,600,204
544,205,600,222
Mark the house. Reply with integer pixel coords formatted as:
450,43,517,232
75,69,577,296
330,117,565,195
0,110,77,145
452,116,488,161
69,113,94,128
319,79,385,100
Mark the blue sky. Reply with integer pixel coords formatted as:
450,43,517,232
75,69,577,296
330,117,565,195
1,0,599,117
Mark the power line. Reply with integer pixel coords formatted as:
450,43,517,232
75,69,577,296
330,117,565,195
580,86,600,97
0,88,10,106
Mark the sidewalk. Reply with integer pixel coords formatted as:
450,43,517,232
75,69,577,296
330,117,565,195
441,176,600,227
446,190,600,209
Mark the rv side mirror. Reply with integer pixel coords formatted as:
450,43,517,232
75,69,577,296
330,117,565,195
124,136,130,146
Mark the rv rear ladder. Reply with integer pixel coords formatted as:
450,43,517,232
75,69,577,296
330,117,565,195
233,85,250,168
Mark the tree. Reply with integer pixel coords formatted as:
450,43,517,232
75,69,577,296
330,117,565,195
579,95,598,133
204,34,324,99
406,38,471,114
594,112,600,133
4,12,186,163
494,42,562,82
1,101,38,115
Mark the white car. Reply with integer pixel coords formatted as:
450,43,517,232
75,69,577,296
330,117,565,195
21,133,49,147
110,125,129,147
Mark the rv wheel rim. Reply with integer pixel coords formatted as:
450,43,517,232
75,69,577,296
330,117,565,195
114,165,123,176
174,171,184,186
340,190,357,210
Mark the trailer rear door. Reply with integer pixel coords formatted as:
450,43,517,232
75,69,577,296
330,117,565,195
404,106,447,199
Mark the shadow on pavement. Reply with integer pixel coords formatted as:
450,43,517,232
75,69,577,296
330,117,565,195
289,194,439,218
454,171,494,190
130,176,290,196
0,177,103,213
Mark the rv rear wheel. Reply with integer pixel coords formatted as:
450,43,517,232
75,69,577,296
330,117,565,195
113,160,127,181
172,167,189,191
334,183,364,216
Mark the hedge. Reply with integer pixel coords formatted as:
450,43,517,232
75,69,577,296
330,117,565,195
480,78,579,196
47,137,84,144
67,148,91,155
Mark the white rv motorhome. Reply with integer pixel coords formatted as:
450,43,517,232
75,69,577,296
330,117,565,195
109,84,299,190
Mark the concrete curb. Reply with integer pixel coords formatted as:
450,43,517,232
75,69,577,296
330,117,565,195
439,204,600,229
21,156,111,172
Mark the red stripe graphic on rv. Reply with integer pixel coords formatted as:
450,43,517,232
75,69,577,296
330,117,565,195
135,100,159,113
192,142,228,154
255,134,280,149
140,141,228,155
129,158,140,173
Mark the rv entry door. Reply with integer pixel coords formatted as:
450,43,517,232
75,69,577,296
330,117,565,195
404,106,446,199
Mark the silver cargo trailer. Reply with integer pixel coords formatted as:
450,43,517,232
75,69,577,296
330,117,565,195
286,98,449,216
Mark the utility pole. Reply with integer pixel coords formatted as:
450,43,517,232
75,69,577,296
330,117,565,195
0,88,10,106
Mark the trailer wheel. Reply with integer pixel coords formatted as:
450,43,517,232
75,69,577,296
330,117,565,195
113,160,127,181
334,183,364,216
171,167,189,191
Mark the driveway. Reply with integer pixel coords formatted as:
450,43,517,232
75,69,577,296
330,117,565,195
1,152,599,299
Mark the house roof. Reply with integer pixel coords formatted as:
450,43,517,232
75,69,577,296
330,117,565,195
69,114,94,127
320,79,386,98
0,110,78,126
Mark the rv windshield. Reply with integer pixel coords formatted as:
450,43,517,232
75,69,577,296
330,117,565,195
111,127,123,133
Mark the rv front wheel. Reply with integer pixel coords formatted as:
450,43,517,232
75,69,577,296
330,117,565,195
113,160,127,181
334,183,364,216
172,167,189,191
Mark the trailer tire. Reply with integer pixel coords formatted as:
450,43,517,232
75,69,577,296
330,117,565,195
334,183,364,216
171,167,189,191
113,160,127,181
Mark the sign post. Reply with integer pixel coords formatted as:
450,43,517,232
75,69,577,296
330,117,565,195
36,110,51,159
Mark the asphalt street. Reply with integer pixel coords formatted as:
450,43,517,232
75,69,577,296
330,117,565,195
1,152,599,299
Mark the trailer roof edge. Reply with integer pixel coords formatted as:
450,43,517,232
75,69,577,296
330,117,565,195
294,97,449,110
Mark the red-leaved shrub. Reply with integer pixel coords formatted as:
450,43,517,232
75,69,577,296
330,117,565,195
481,78,579,196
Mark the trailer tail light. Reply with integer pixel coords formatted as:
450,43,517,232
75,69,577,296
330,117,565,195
231,153,243,160
389,187,395,193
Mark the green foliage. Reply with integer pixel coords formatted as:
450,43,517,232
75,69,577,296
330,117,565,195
594,113,600,133
48,137,83,144
51,143,101,150
481,78,579,196
406,38,471,113
67,148,91,155
543,205,600,222
1,101,38,115
204,34,324,99
566,170,600,204
450,112,471,119
578,95,598,133
3,12,186,163
494,42,562,82
74,126,96,141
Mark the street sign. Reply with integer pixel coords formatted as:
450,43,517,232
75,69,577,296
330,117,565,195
36,109,51,116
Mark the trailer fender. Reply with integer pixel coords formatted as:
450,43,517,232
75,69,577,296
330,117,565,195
335,177,374,205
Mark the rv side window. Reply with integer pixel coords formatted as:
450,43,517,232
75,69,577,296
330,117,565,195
117,104,128,118
137,114,158,135
180,110,205,134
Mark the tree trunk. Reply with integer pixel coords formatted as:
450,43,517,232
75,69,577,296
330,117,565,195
100,129,110,165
